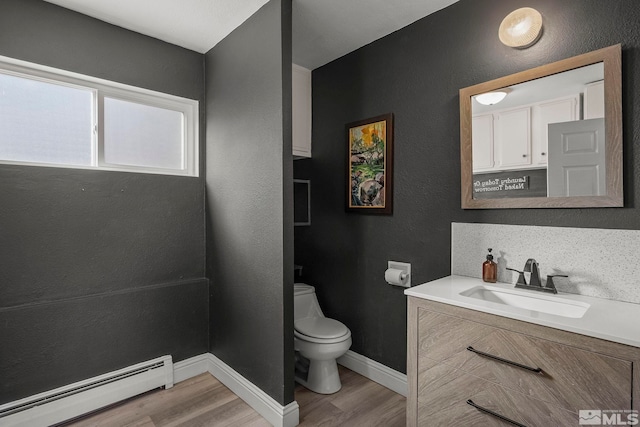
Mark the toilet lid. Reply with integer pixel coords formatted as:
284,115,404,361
295,317,349,340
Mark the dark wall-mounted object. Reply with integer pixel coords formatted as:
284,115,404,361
294,179,311,226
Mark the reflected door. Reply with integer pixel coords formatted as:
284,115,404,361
547,118,606,197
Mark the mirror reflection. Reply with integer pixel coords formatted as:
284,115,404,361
460,44,622,209
471,63,605,200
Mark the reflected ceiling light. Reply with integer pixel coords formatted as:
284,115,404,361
499,7,543,48
475,91,508,106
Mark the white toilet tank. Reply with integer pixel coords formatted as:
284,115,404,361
294,283,324,320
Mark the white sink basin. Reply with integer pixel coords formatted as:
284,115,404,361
459,285,590,318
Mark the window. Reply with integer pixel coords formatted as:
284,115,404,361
0,56,198,176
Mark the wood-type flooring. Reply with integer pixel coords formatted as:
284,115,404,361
63,366,406,426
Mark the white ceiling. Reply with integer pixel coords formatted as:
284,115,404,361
292,0,458,69
473,63,604,114
43,0,458,70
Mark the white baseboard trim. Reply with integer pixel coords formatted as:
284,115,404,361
174,351,406,424
174,353,299,427
173,354,211,384
337,350,407,397
206,353,299,427
2,354,298,427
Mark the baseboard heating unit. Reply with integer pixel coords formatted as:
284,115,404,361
0,355,173,427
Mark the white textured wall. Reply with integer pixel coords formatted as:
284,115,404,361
451,222,640,304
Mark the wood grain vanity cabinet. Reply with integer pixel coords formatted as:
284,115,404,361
407,297,640,426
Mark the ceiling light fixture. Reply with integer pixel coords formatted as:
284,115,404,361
499,7,543,48
474,91,509,106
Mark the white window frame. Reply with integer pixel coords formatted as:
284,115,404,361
0,55,199,177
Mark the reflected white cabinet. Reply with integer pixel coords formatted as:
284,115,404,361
292,64,311,158
584,80,604,119
471,115,494,171
534,96,579,166
496,107,531,169
472,107,532,173
472,94,579,173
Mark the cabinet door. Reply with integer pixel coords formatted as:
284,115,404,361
417,309,632,414
472,114,494,172
535,96,578,166
292,64,311,158
418,363,578,427
495,107,531,169
584,80,605,119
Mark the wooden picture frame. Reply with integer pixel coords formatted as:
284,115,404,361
346,113,393,214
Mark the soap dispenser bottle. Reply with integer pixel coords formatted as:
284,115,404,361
483,248,497,283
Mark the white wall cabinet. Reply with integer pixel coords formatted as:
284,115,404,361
292,64,311,158
471,115,494,171
496,107,532,169
533,96,579,166
472,94,579,173
584,80,604,119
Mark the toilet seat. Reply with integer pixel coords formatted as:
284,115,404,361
295,317,350,344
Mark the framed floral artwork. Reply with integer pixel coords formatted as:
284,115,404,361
346,113,393,214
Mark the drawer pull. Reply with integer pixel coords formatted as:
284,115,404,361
467,399,527,427
467,346,543,373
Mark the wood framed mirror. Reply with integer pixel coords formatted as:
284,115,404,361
460,44,622,209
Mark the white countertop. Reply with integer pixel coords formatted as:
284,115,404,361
405,275,640,348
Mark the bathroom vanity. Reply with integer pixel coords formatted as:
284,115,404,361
405,276,640,427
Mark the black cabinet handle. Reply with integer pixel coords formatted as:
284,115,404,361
467,399,527,427
467,346,543,373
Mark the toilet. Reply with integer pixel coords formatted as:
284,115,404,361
294,283,352,394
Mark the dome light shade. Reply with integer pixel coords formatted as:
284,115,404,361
499,7,543,48
475,91,508,106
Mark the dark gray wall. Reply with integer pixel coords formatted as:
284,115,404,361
295,0,640,374
0,0,208,404
205,0,294,406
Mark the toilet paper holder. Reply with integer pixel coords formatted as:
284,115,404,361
386,261,411,288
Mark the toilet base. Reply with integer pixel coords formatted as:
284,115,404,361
295,358,342,394
294,330,351,395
